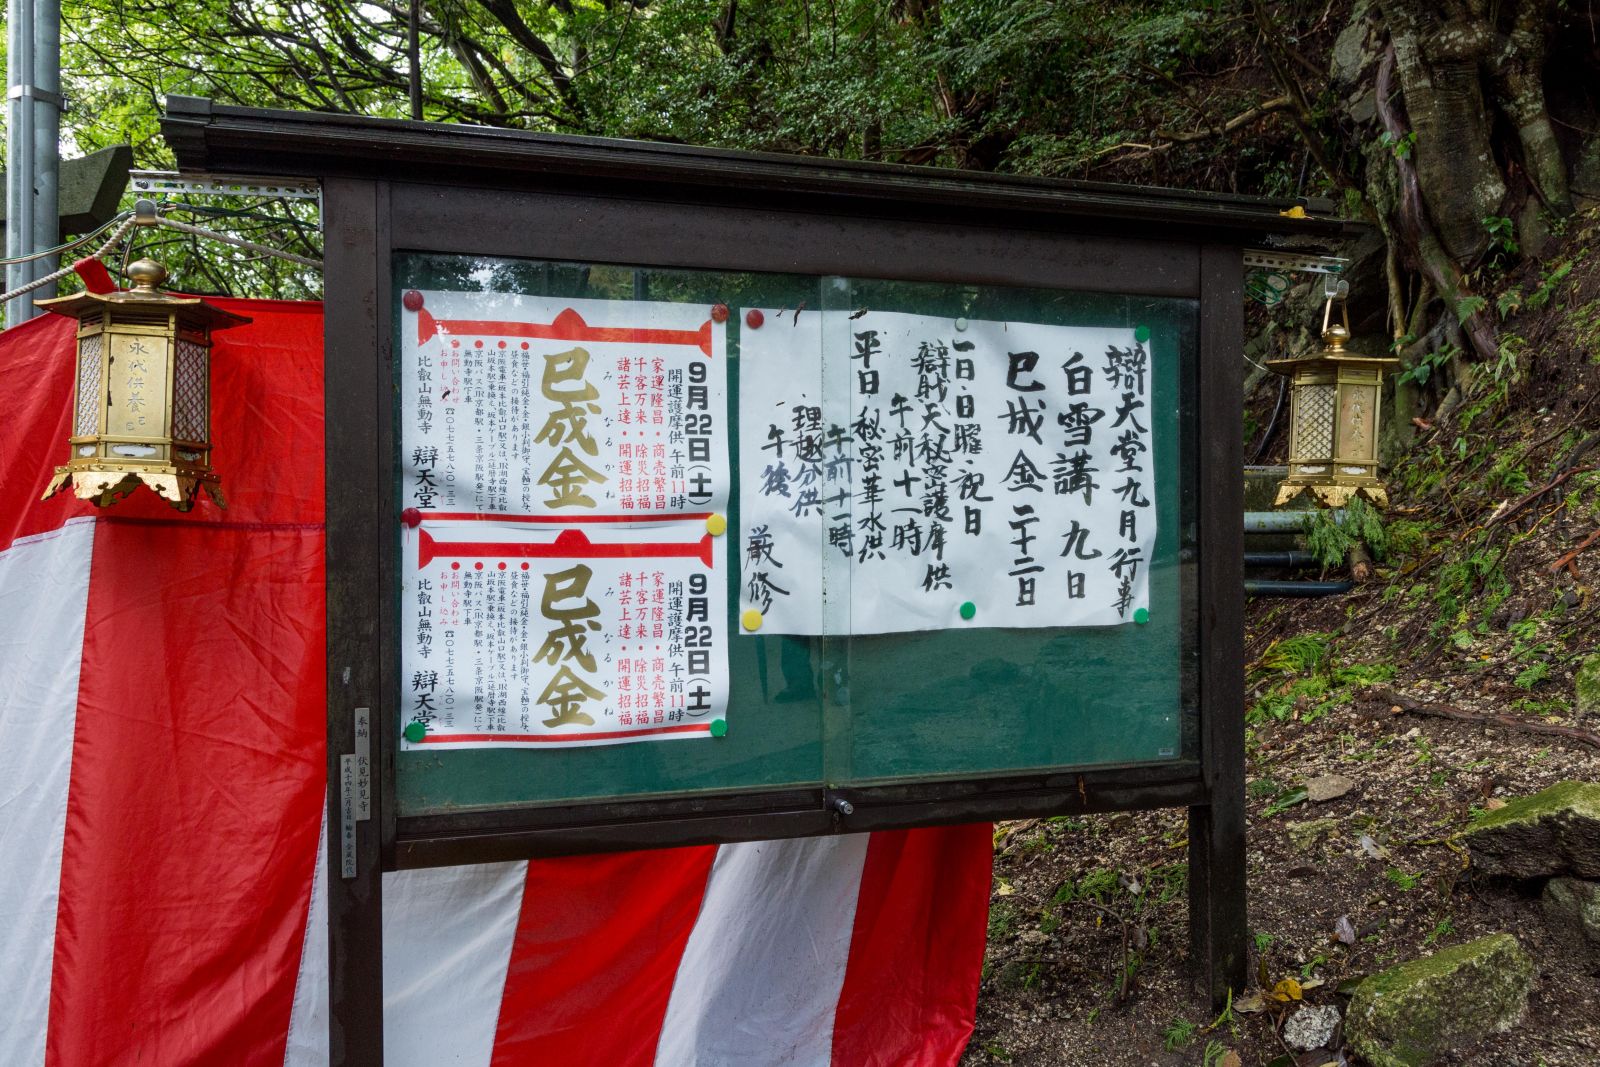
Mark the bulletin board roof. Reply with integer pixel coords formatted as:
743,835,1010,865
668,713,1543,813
162,97,1355,245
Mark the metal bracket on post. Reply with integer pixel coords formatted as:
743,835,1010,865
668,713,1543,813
1242,249,1348,276
129,169,321,200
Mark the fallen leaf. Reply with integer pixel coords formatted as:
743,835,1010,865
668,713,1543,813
1333,915,1357,945
1233,991,1268,1014
996,881,1015,897
1485,797,1507,810
1220,1052,1243,1067
1265,786,1310,817
1271,977,1304,1002
1358,834,1387,860
1287,865,1321,879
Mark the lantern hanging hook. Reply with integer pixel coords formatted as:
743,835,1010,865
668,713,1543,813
1320,279,1351,352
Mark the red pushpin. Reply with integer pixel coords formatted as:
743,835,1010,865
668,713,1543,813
401,507,422,528
710,303,730,323
745,308,765,329
402,290,425,311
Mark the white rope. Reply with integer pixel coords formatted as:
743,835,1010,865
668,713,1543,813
156,217,323,270
1,209,319,313
0,214,140,307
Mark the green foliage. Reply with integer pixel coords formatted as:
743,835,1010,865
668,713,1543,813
1161,1018,1197,1051
1385,518,1434,558
1304,496,1388,568
1514,661,1551,690
1455,294,1489,323
1525,259,1577,311
1379,129,1417,160
1398,342,1458,388
1385,867,1422,891
988,899,1019,939
1247,630,1396,725
1483,215,1519,265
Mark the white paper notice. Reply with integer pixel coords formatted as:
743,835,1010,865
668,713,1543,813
738,309,1156,634
400,517,727,749
399,290,727,517
397,288,731,748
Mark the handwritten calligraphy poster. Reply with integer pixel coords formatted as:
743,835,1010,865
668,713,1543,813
398,290,730,748
738,310,1156,634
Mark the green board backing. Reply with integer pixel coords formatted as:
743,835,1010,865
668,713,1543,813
394,254,1197,817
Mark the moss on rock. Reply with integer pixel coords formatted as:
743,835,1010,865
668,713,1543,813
1346,934,1533,1067
1576,653,1600,720
1463,780,1600,879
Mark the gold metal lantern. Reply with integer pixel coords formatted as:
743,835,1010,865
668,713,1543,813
39,258,249,510
1267,291,1398,508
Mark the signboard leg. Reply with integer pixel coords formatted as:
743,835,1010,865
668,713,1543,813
1187,800,1247,1007
326,176,388,1067
1190,243,1248,1007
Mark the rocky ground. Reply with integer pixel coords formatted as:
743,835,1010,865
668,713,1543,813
960,215,1600,1067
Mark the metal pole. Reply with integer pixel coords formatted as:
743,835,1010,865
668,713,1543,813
4,0,61,325
33,0,60,295
407,0,422,120
6,0,38,324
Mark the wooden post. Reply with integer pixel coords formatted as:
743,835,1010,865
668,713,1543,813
1190,242,1249,1007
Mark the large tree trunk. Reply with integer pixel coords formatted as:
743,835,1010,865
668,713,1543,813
1378,0,1506,265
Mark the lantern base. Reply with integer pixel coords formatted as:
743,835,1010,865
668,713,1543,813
43,466,225,512
1274,481,1387,509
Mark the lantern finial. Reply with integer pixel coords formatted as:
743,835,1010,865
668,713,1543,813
126,258,169,292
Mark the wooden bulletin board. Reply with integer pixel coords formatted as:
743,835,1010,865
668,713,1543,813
162,96,1354,1065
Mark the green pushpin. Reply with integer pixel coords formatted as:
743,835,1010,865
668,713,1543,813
1133,607,1150,624
710,718,728,737
403,721,427,743
959,601,977,620
1134,325,1151,343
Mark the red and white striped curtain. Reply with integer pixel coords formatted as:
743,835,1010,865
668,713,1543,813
0,304,991,1067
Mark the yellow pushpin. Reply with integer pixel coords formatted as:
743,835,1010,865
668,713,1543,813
706,513,728,536
741,609,764,632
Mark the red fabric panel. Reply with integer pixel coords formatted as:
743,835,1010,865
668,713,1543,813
830,826,994,1067
46,302,328,1067
490,846,718,1067
0,314,91,550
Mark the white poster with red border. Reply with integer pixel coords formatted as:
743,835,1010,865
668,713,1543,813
397,291,729,748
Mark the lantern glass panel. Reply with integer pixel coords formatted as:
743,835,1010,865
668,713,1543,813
1294,382,1336,459
74,332,103,438
172,338,209,445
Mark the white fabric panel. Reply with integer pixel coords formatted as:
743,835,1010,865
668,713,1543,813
283,811,329,1067
655,835,872,1067
0,519,95,1067
382,861,528,1066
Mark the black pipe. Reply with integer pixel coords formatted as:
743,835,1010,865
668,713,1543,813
1244,551,1319,568
1245,579,1353,597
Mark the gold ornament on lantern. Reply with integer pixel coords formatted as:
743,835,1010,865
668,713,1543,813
38,258,249,510
1267,285,1397,508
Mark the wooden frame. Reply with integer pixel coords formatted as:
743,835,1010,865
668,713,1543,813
164,97,1349,1065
